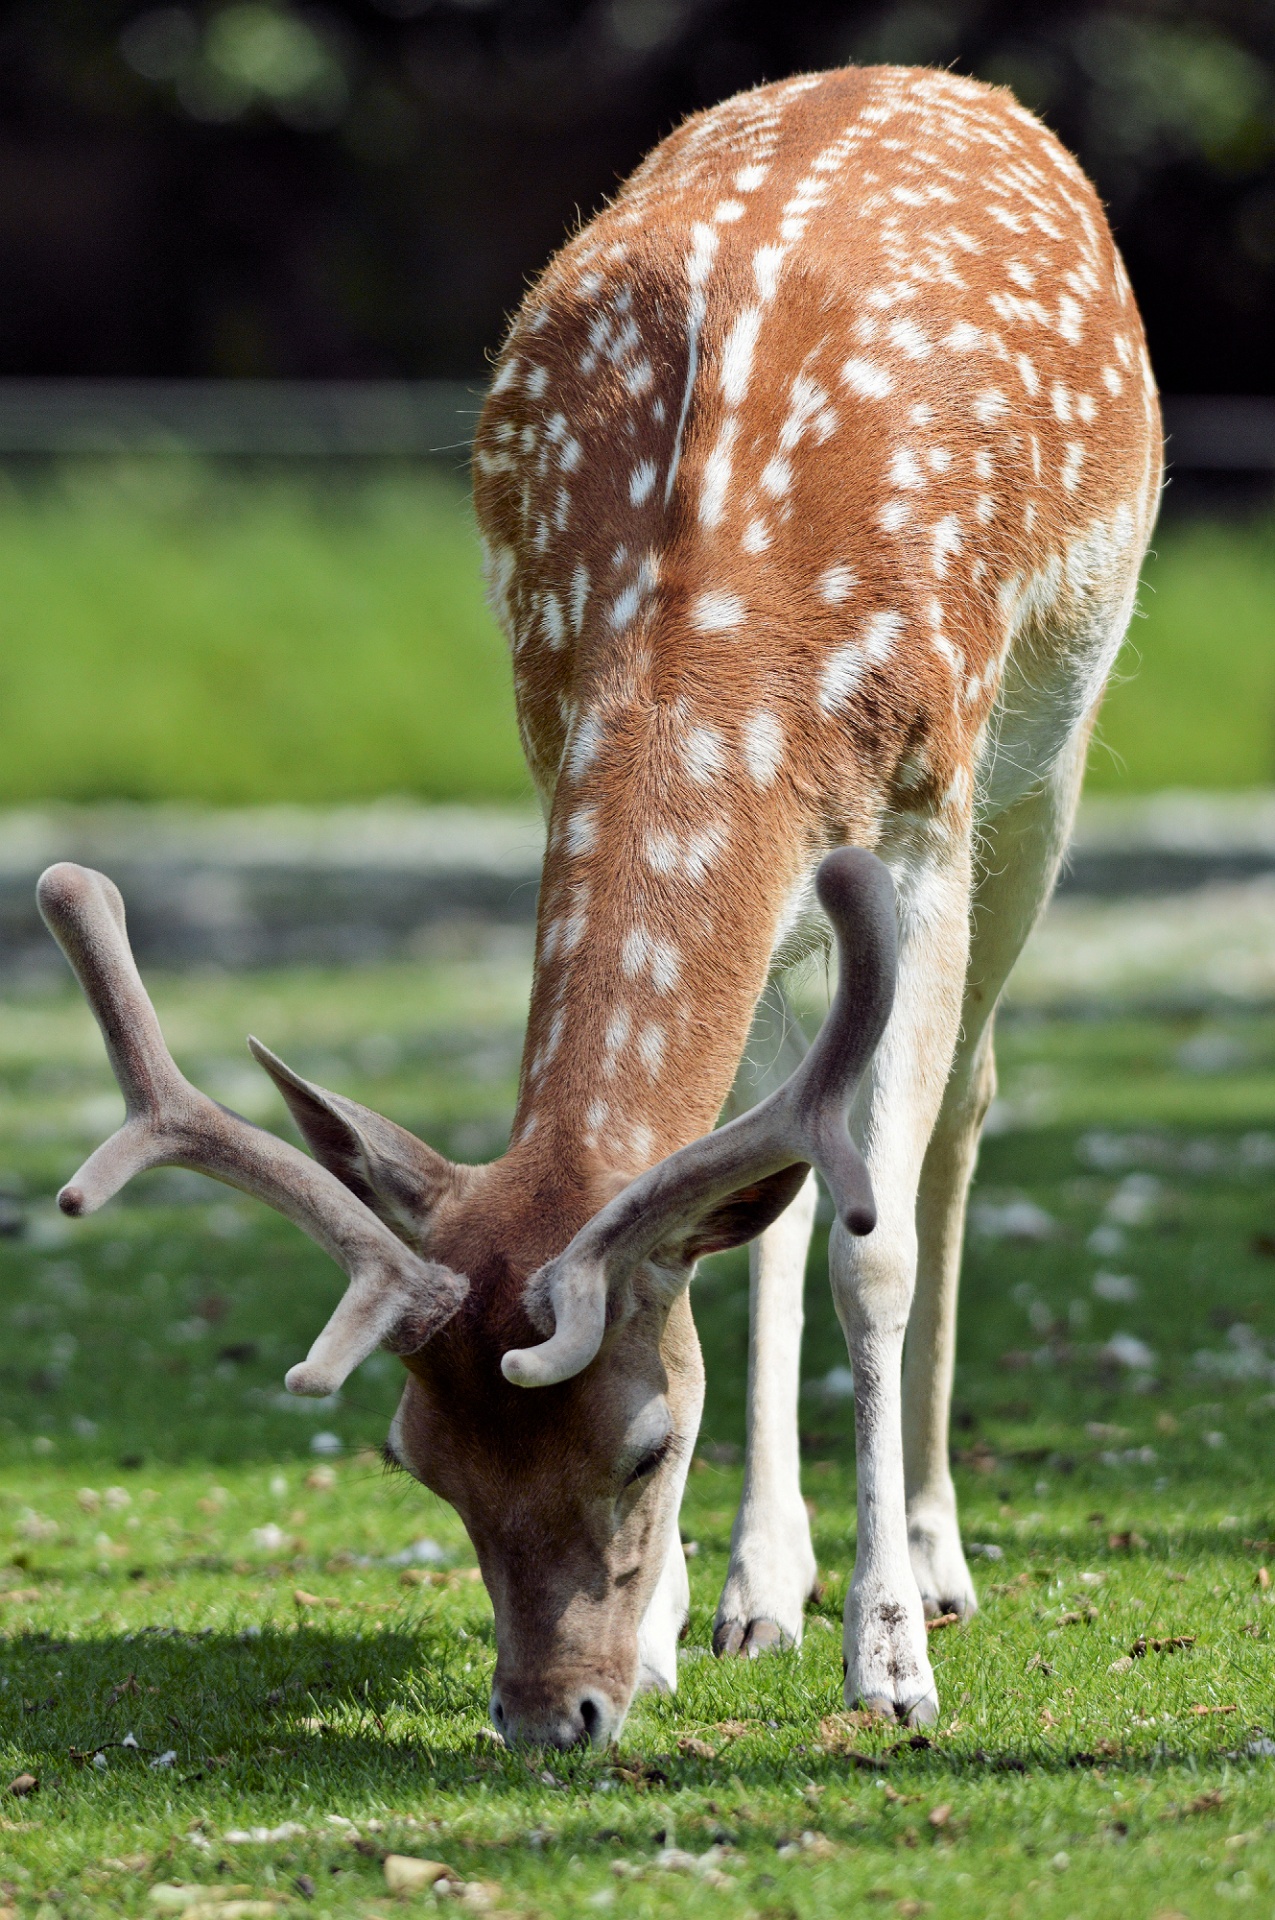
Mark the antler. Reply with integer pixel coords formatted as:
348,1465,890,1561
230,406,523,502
37,863,467,1397
503,846,896,1387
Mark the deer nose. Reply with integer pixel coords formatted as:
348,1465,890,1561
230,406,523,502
489,1683,618,1750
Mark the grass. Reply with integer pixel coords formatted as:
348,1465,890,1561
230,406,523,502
1092,512,1275,793
0,460,1270,804
0,464,527,807
4,949,1275,1914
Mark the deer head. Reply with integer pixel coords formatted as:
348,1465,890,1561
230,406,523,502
38,846,896,1746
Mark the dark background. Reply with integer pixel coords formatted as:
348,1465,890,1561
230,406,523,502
1,0,1273,393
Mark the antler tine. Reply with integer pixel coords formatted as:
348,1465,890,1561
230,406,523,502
37,863,466,1396
502,847,898,1388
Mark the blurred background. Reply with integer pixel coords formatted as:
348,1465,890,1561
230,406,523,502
1,1,1275,1478
0,0,1268,804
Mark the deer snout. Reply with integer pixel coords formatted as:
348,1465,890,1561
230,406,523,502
489,1678,621,1750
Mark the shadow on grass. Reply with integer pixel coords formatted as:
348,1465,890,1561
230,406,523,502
3,1621,1269,1822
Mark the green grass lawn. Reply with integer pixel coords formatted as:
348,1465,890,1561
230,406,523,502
3,952,1275,1915
0,461,1270,804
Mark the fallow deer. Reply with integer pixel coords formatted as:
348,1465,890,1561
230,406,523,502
39,63,1160,1742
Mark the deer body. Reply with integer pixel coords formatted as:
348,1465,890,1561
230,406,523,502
471,64,1160,1718
42,64,1160,1746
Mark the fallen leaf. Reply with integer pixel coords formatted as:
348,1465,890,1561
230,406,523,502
1026,1653,1053,1675
0,1590,40,1606
677,1737,716,1760
1257,1567,1271,1591
1058,1607,1099,1626
185,1904,280,1920
1107,1530,1148,1551
927,1804,952,1829
383,1856,458,1894
292,1590,339,1610
1189,1704,1238,1717
1039,1707,1057,1729
1108,1656,1135,1675
6,1775,37,1797
148,1886,253,1911
925,1613,959,1633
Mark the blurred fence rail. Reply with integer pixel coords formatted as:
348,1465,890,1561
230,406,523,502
0,379,481,457
3,794,1275,976
0,381,1268,467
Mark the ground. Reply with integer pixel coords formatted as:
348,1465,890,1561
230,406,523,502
2,929,1275,1917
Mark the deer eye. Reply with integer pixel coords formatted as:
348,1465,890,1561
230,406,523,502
624,1439,671,1488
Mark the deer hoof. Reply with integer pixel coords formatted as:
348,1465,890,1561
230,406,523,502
713,1616,791,1658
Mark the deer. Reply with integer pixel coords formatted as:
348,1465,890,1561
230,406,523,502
37,62,1161,1744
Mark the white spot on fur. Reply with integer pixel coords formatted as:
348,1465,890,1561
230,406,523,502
753,244,785,303
638,1023,666,1073
699,419,737,529
629,459,658,506
690,590,745,633
932,516,963,577
541,593,565,648
819,646,866,711
973,388,1009,425
819,562,857,604
570,564,590,635
841,357,894,398
566,713,602,782
818,611,901,711
649,939,680,992
888,447,924,489
760,454,792,497
879,499,910,532
862,610,903,661
565,808,596,856
721,308,763,407
685,724,726,783
742,709,783,785
887,317,931,359
742,517,771,553
1061,441,1086,491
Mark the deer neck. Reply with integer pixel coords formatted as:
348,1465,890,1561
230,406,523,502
509,717,810,1193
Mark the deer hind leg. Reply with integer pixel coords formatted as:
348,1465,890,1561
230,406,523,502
833,841,973,1725
714,1168,819,1656
903,722,1094,1623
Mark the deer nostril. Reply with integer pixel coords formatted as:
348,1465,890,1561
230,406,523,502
578,1695,602,1744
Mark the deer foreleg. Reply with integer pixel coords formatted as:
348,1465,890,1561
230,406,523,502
833,845,971,1725
714,1169,818,1655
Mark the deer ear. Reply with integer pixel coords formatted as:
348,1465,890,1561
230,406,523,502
248,1038,456,1237
662,1162,812,1263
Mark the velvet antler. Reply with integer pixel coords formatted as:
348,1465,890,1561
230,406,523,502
502,846,897,1387
37,863,467,1396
